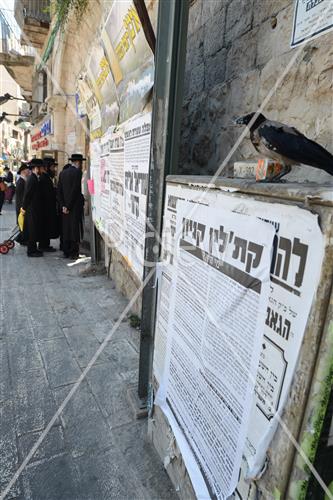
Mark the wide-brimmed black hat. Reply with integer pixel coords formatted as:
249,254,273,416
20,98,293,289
18,163,30,174
69,153,86,162
43,157,58,166
29,159,44,168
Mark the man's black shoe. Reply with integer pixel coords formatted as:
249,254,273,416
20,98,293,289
28,251,43,258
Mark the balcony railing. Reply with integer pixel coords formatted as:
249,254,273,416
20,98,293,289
14,0,50,27
14,0,50,48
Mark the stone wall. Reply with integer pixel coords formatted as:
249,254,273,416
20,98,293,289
179,0,333,176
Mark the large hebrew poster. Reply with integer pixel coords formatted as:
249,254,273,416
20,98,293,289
154,183,324,496
156,200,275,499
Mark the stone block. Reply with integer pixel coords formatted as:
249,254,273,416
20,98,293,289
255,3,294,67
7,335,44,375
225,0,254,45
72,445,148,499
13,369,58,436
226,69,260,118
54,382,113,458
0,401,21,498
85,364,134,426
188,61,205,97
192,134,215,167
112,421,177,499
18,425,65,464
62,325,110,368
203,7,226,57
188,0,203,35
183,69,192,102
225,30,257,80
202,0,224,25
38,337,81,388
21,454,80,500
0,341,11,404
205,48,227,91
253,0,291,25
186,28,204,73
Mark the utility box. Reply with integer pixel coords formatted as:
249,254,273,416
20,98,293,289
149,176,333,499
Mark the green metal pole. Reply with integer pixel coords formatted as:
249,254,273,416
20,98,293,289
138,0,189,400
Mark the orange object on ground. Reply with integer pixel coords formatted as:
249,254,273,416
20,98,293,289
256,159,283,181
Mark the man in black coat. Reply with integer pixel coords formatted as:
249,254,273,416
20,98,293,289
3,166,15,203
57,154,85,259
22,159,43,257
15,163,30,220
39,157,59,252
15,163,30,245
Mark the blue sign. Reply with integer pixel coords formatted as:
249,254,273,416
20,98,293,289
40,117,52,137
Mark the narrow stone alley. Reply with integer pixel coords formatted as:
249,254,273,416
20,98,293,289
0,205,176,500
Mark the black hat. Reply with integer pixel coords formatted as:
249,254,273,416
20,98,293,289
43,157,58,167
29,158,44,168
69,153,86,162
18,163,30,174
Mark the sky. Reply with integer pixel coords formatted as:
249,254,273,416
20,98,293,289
0,0,21,38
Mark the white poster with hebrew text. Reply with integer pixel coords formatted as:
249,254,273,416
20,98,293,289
156,201,275,499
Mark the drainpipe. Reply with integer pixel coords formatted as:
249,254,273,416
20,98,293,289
138,0,189,401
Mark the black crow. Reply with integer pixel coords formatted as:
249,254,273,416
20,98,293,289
235,112,333,182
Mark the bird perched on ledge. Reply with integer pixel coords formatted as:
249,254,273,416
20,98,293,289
234,112,333,182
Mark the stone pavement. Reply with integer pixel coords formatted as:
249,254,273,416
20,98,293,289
0,205,176,500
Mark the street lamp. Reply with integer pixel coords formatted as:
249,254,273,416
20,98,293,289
0,93,42,105
0,112,31,124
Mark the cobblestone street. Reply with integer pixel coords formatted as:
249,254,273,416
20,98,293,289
0,205,175,500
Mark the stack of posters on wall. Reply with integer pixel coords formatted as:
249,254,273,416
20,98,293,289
89,112,151,280
101,0,156,123
80,0,157,281
154,183,324,498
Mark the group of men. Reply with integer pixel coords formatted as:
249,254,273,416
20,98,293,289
17,153,86,259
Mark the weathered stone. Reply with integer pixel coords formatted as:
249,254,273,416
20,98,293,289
38,337,81,388
255,3,294,67
186,28,204,72
225,0,254,45
188,0,203,35
54,382,113,458
205,48,227,91
12,369,58,436
203,7,225,58
0,401,21,498
202,0,224,25
226,69,260,118
85,364,134,426
21,454,80,500
62,325,110,368
18,425,65,464
225,31,257,80
188,61,205,97
192,134,215,167
253,0,292,26
113,421,177,499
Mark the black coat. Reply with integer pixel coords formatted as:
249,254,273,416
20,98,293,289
22,173,42,242
15,176,26,219
39,172,59,239
57,165,84,242
5,170,13,184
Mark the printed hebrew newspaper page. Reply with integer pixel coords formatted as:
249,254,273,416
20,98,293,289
156,201,275,499
123,112,151,279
